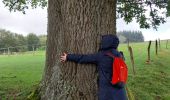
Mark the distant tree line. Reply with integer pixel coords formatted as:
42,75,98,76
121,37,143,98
0,29,144,52
0,29,47,52
117,31,144,43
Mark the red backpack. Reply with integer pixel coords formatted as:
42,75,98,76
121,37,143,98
106,52,128,85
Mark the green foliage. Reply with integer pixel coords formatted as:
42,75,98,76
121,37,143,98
2,0,169,29
0,29,27,52
27,33,40,51
117,0,167,29
117,30,144,43
0,29,46,53
2,0,47,14
38,35,46,46
0,29,16,48
15,34,27,46
167,0,170,16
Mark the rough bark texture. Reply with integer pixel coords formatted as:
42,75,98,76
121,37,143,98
40,0,116,100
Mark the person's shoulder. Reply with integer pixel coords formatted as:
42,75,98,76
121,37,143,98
119,51,124,56
119,51,125,60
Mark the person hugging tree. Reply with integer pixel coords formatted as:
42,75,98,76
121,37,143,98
60,34,127,100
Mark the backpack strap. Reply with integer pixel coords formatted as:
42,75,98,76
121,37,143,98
106,52,125,60
99,52,116,85
105,52,115,58
102,52,122,84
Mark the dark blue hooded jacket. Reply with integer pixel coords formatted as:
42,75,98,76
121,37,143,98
67,34,127,100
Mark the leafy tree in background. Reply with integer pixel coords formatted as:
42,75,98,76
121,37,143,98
0,29,27,52
38,35,47,45
0,29,44,52
117,30,144,43
0,29,8,48
167,0,170,16
2,0,170,99
2,0,169,29
15,34,26,46
27,33,40,51
38,34,47,51
0,29,16,48
117,0,169,29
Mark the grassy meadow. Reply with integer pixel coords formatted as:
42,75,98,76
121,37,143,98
0,51,45,99
0,41,170,100
119,41,170,100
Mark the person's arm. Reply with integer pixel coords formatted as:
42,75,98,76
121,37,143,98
60,52,98,64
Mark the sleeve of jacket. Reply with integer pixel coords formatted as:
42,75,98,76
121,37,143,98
67,53,98,64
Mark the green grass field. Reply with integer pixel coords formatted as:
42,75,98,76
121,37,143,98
119,41,170,100
0,41,170,100
0,51,45,99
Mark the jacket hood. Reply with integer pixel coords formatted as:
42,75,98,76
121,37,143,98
99,34,119,51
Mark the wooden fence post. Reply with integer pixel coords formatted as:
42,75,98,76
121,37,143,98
127,39,135,75
127,39,129,47
156,40,158,55
146,41,152,63
166,40,168,49
128,45,135,75
159,38,161,50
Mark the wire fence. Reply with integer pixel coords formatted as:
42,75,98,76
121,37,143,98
0,44,46,55
127,39,170,76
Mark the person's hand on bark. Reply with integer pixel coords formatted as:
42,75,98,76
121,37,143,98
60,52,67,62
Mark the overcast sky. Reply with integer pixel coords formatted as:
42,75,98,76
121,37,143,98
0,2,170,41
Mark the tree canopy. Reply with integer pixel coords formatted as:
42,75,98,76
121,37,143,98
2,0,47,14
2,0,170,30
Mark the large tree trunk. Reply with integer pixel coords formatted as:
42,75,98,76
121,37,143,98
40,0,116,99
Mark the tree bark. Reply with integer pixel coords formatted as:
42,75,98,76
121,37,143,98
40,0,116,99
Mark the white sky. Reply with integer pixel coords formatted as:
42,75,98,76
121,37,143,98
0,1,170,41
0,1,47,35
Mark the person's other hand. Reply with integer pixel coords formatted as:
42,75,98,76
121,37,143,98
60,53,67,62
